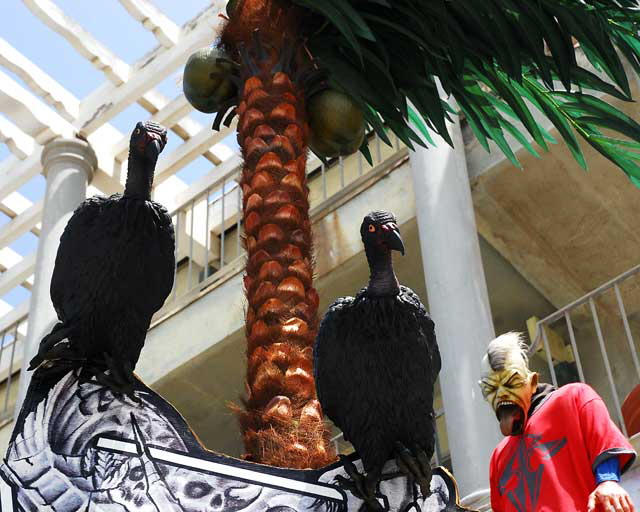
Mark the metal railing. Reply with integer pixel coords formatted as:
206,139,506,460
0,314,27,425
161,132,405,313
529,263,640,437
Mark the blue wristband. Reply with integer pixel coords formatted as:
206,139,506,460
595,457,621,485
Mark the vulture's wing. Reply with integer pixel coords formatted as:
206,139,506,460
50,195,119,322
313,296,356,434
144,201,175,313
400,286,441,379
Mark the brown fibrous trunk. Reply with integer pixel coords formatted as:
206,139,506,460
221,0,336,469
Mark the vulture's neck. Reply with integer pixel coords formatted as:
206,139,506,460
124,149,155,200
365,245,399,297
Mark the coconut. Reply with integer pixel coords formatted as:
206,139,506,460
183,47,237,114
307,89,365,159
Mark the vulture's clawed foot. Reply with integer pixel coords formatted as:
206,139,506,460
335,456,385,512
395,442,433,499
28,323,80,370
91,354,139,401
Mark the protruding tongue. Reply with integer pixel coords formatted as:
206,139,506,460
497,404,524,436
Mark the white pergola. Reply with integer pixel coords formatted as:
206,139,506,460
0,0,236,335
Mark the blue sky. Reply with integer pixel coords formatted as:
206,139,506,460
0,0,234,306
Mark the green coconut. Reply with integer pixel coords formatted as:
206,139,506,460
183,47,237,114
226,0,238,16
308,89,366,159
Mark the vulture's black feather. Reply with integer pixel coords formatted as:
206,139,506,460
314,211,441,506
29,121,175,395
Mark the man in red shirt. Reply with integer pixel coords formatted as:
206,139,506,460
479,332,636,512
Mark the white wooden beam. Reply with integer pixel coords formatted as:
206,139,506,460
0,248,22,271
173,154,242,211
0,37,79,122
135,90,230,166
0,200,42,248
0,60,126,198
23,0,130,84
0,69,74,143
1,191,33,218
76,3,225,134
0,300,29,335
2,159,36,211
0,252,35,297
0,73,127,182
113,94,229,168
118,0,180,48
0,247,33,292
24,0,229,170
0,153,39,206
155,123,234,185
153,175,188,211
0,116,34,159
113,94,192,159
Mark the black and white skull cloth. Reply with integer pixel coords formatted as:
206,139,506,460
0,370,474,512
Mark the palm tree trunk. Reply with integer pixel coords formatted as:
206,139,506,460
227,6,336,467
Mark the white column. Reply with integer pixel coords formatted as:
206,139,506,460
15,138,96,410
409,113,501,500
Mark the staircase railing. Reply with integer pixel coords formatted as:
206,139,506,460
0,313,27,425
529,263,640,437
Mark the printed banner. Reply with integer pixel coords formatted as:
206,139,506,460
1,370,473,511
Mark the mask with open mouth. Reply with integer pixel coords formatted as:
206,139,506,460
496,402,525,436
479,332,539,437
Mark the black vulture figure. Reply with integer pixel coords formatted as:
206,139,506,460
29,121,174,395
314,211,441,511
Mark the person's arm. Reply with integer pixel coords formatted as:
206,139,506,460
578,386,636,512
595,457,621,485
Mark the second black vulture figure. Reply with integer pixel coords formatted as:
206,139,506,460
29,121,175,395
314,211,441,511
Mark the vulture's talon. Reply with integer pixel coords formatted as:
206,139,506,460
395,442,433,498
90,353,137,398
336,458,384,512
30,322,75,368
29,326,81,371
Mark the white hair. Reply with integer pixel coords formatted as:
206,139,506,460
482,332,530,373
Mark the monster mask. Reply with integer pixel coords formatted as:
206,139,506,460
479,332,539,436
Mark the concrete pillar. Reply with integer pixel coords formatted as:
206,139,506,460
408,112,501,501
15,138,96,411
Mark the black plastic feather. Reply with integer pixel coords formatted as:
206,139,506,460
314,286,441,472
49,194,175,367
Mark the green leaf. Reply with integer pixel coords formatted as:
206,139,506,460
359,139,374,166
499,117,542,159
460,104,491,153
408,104,435,146
553,93,640,139
295,0,640,179
589,135,640,151
293,0,364,60
363,106,393,147
523,79,587,169
470,62,548,150
458,89,521,168
585,136,640,183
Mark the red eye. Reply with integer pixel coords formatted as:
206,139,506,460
368,224,376,232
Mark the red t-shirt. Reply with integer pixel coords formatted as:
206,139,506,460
490,383,636,512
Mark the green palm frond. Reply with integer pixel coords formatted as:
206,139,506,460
292,0,640,185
